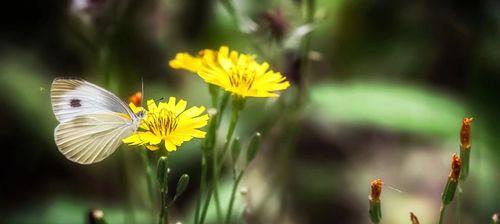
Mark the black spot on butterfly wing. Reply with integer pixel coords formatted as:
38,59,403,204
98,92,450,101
70,99,82,107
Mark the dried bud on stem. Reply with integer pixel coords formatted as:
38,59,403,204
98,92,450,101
449,154,462,182
410,212,420,224
460,117,473,148
459,117,473,181
370,179,383,202
441,154,462,206
369,178,383,224
128,91,142,107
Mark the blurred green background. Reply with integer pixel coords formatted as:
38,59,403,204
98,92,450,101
1,0,499,223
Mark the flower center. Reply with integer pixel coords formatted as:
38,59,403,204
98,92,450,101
144,109,179,138
228,66,256,90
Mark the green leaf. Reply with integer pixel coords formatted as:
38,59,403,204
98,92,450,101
309,82,467,138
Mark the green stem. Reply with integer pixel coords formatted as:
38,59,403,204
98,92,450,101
198,93,230,224
212,149,223,221
194,154,208,224
199,186,213,224
213,108,240,221
141,151,156,205
217,109,240,165
439,205,446,224
225,171,245,224
159,191,165,224
157,157,170,224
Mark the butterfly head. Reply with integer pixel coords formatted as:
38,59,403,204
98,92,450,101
135,110,146,119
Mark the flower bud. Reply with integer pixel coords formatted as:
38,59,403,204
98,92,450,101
441,154,461,205
369,179,383,203
460,117,473,148
128,91,142,107
459,117,473,181
449,154,462,182
246,132,262,163
368,179,383,224
176,174,190,196
157,156,169,192
410,212,420,224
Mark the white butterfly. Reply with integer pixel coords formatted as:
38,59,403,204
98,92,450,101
51,77,143,164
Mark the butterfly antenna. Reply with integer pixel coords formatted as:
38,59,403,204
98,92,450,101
140,76,144,107
155,97,164,103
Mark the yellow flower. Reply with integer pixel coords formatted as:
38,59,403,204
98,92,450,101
123,97,209,151
169,46,290,98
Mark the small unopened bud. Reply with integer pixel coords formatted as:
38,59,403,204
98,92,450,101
449,154,462,182
128,91,142,107
157,156,169,192
88,209,106,224
369,179,383,202
460,117,473,148
176,174,189,196
368,179,383,224
410,212,420,224
459,117,473,181
441,154,461,205
262,9,289,41
246,132,262,163
492,212,500,224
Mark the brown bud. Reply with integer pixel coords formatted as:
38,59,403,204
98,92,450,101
128,91,142,107
460,117,473,148
369,178,383,202
410,212,420,224
449,154,462,181
263,9,289,41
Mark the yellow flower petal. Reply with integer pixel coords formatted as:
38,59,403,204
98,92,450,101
124,98,209,152
170,46,290,98
146,145,160,151
165,140,177,152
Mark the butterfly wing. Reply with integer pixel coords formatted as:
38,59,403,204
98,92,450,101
54,113,138,164
51,77,134,122
51,77,139,164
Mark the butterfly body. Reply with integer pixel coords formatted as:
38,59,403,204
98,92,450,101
51,77,141,164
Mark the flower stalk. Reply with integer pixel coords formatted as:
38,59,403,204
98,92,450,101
157,156,170,224
457,117,472,224
369,179,383,224
225,132,262,224
213,96,243,221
